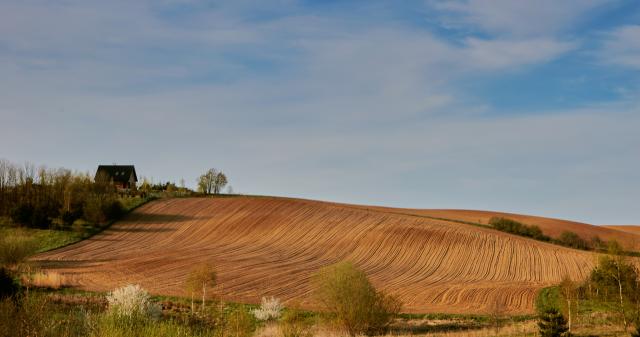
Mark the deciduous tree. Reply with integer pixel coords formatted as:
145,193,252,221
314,262,401,337
185,263,217,312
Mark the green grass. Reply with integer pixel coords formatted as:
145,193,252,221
0,195,155,255
535,285,627,329
119,195,154,212
0,227,82,254
536,286,561,313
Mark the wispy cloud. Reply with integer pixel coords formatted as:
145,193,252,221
598,25,640,69
463,38,576,69
427,0,610,37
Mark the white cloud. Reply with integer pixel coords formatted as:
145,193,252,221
599,25,640,69
464,38,576,69
428,0,609,37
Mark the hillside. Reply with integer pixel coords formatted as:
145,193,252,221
602,225,640,236
36,196,613,314
355,207,640,251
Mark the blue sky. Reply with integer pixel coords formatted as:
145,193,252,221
1,0,639,224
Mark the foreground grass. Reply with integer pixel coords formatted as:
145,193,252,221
0,227,82,253
0,285,633,337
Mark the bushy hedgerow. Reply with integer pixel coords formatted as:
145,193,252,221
489,217,550,242
10,201,61,229
557,231,590,250
83,195,124,225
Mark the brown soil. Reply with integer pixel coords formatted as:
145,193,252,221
36,197,622,314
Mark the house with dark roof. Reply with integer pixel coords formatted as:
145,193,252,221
95,165,138,190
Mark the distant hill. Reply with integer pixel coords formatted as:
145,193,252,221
602,225,640,236
352,207,640,251
36,196,634,314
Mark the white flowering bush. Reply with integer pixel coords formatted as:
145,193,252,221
106,284,161,319
252,296,283,321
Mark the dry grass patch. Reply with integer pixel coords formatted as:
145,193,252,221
27,271,66,289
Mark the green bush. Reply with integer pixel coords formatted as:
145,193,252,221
279,307,313,337
30,205,54,229
224,306,256,337
537,307,568,337
557,231,589,250
10,203,34,226
489,217,550,241
61,209,83,227
0,293,93,337
84,195,126,225
314,262,402,337
10,202,60,229
103,200,125,221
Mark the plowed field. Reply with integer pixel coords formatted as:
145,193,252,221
356,207,640,250
36,197,613,314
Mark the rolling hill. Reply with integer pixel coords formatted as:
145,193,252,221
602,225,640,236
36,196,629,314
348,206,640,251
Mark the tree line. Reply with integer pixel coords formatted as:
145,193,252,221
0,159,127,230
489,217,610,252
538,241,640,336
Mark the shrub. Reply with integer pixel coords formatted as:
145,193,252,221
224,306,256,337
590,236,606,251
30,205,53,229
103,199,125,221
314,262,402,337
489,217,550,241
0,235,38,267
9,203,34,226
279,307,313,337
83,195,107,224
557,231,589,250
61,209,82,227
537,307,568,337
0,292,96,337
252,296,283,321
84,196,126,225
106,284,161,320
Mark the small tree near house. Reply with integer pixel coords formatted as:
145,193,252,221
197,168,228,195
